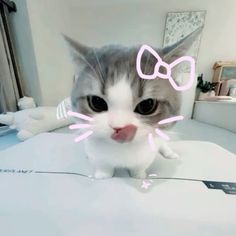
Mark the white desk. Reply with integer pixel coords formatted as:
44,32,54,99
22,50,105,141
0,133,235,236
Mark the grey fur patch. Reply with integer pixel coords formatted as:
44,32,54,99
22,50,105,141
70,45,180,128
65,29,199,128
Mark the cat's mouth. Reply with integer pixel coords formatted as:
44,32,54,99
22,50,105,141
111,124,137,143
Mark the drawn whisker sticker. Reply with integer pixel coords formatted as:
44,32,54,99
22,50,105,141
148,115,184,150
67,110,94,143
67,111,94,122
74,130,94,143
158,115,184,125
155,128,170,141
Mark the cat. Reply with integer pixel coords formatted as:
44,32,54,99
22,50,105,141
64,28,200,179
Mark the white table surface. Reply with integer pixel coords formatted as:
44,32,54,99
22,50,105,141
0,133,236,236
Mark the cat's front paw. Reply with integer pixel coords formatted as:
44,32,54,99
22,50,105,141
166,152,180,159
94,169,114,179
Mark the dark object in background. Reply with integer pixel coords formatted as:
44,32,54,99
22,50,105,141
0,0,16,12
197,74,217,93
0,0,22,113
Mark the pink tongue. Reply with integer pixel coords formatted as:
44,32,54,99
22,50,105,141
111,125,137,143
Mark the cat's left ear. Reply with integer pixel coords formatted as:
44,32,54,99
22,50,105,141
162,26,203,63
62,34,94,73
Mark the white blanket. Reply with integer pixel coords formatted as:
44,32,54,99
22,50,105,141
0,133,235,236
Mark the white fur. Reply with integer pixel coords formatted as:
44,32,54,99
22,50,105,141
83,79,178,179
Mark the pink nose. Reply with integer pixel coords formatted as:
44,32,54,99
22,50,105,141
111,124,137,143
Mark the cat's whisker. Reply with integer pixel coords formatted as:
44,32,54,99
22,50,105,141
148,133,156,151
147,116,184,150
78,53,104,83
93,49,105,82
67,111,94,122
75,50,102,82
69,124,92,130
158,115,184,125
143,52,151,75
146,115,184,144
155,128,170,141
74,130,93,143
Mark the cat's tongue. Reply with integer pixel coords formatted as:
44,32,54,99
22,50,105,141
111,125,137,143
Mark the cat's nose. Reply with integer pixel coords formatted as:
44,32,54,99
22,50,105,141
111,124,137,143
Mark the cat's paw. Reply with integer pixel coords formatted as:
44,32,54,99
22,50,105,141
165,152,180,159
129,169,147,179
94,169,114,179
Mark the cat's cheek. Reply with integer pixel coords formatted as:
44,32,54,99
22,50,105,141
91,113,112,138
129,119,147,140
133,129,147,142
133,123,154,141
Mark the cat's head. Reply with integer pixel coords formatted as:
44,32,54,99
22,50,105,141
64,29,200,144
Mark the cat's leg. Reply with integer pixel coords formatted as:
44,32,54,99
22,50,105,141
159,142,179,159
94,165,114,179
129,166,147,179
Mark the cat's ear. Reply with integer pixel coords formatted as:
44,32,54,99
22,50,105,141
62,35,93,74
162,26,203,63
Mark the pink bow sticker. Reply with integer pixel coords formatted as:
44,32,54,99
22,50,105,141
136,44,195,91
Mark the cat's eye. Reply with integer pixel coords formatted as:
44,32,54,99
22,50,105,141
134,98,158,115
87,96,108,112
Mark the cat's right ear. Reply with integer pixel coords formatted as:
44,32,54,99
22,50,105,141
62,34,92,74
162,27,203,63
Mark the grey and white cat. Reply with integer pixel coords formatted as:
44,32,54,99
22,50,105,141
64,29,199,179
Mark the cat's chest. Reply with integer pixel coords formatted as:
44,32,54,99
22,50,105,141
84,137,160,167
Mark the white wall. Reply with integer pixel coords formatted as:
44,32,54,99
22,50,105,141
12,0,236,105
